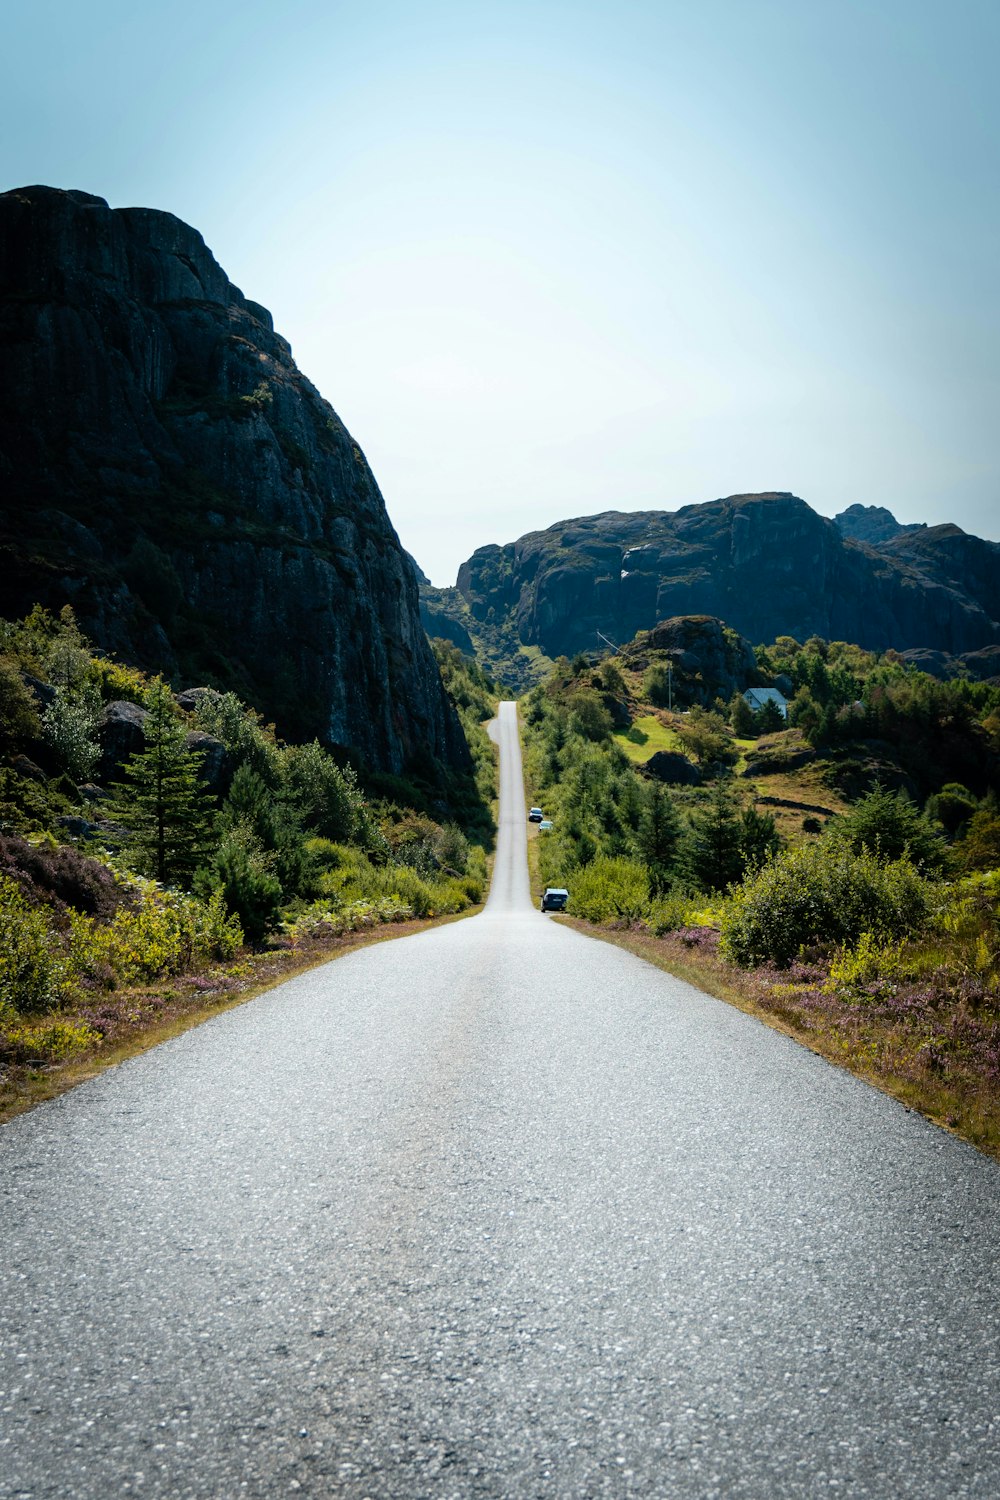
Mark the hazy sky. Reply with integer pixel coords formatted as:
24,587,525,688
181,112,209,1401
3,0,998,583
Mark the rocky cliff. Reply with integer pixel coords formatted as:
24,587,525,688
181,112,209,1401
0,186,467,773
454,493,1000,665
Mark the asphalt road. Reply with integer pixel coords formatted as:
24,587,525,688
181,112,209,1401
2,701,999,1498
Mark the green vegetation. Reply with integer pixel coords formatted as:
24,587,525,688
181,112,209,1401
0,606,497,1104
520,637,1000,1157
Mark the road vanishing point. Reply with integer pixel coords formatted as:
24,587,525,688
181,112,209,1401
2,702,999,1497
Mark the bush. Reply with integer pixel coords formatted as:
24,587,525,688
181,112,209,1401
566,857,650,923
0,875,68,1014
0,1015,101,1063
719,838,931,968
283,740,367,842
42,684,101,780
69,882,243,985
210,826,283,945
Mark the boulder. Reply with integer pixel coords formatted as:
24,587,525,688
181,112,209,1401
97,700,148,780
176,687,222,714
184,730,231,795
644,750,701,786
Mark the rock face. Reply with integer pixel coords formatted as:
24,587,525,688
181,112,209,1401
454,493,999,661
0,186,466,774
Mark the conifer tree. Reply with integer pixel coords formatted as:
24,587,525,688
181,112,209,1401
106,678,214,885
739,804,782,871
634,783,683,894
686,784,745,892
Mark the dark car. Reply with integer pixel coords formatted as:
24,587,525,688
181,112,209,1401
541,887,569,912
528,807,544,823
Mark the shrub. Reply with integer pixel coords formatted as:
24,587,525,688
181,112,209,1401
87,655,148,704
719,838,931,968
0,875,68,1014
69,882,243,985
0,1015,101,1063
210,826,283,945
283,740,366,842
826,930,910,992
648,889,701,935
434,822,470,873
0,653,41,747
567,857,650,923
282,895,414,941
42,684,101,780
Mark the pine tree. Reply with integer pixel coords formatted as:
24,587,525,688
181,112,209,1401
686,784,745,892
105,678,214,885
634,783,683,894
730,692,757,739
739,804,782,871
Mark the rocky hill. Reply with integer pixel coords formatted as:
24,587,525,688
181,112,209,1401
0,185,467,774
451,493,1000,669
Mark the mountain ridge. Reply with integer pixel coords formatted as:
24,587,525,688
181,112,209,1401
439,492,999,673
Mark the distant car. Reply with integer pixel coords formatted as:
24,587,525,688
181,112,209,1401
538,820,553,832
528,807,544,823
541,887,569,912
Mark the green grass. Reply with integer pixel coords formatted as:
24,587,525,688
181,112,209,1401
613,714,683,764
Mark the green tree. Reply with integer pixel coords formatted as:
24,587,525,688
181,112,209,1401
219,763,305,896
567,689,613,742
730,693,757,739
954,797,1000,872
643,664,673,708
208,825,282,944
831,784,948,872
686,785,745,891
739,804,782,871
924,783,977,839
0,655,40,749
283,740,366,842
756,697,786,734
675,707,736,769
599,660,626,697
788,686,822,742
634,783,683,894
105,678,214,885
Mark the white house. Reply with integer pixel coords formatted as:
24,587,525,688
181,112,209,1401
743,687,789,719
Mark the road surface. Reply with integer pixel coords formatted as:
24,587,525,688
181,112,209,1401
1,701,999,1497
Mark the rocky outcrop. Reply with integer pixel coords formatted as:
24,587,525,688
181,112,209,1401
454,493,1000,660
833,504,920,545
96,701,148,781
0,186,466,774
644,751,700,786
621,616,758,706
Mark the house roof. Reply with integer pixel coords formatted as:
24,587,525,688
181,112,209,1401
744,687,788,706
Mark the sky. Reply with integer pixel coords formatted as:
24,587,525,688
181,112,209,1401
3,0,998,584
